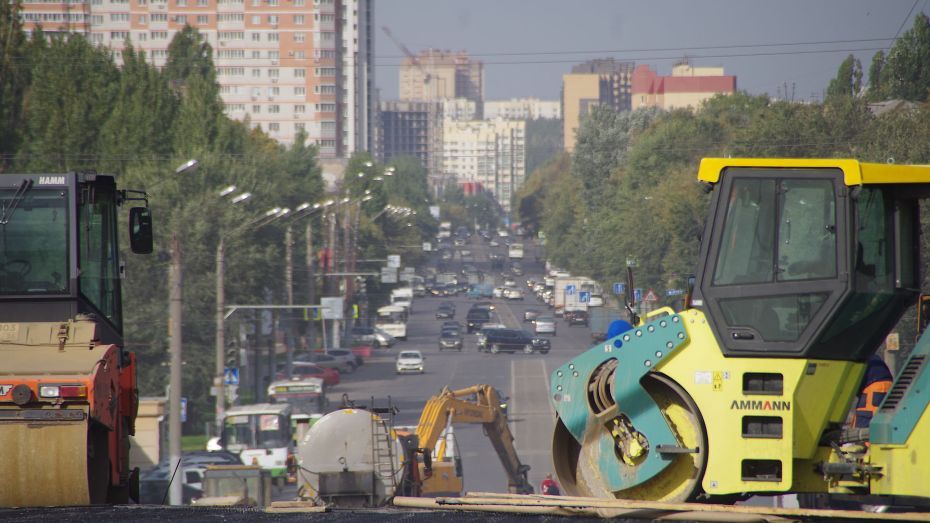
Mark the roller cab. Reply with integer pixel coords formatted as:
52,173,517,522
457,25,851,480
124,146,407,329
0,173,151,507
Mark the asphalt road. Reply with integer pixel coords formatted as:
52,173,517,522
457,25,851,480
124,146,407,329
328,235,601,495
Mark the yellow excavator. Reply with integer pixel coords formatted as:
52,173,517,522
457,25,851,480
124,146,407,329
399,384,534,496
551,158,930,508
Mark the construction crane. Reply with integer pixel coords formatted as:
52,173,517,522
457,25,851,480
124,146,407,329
381,26,434,97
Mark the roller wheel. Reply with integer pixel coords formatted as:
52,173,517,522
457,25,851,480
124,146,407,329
552,373,707,503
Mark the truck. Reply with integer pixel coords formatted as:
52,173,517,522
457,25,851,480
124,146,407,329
550,158,930,509
437,221,452,239
375,304,407,340
507,242,524,260
0,172,153,506
552,276,593,317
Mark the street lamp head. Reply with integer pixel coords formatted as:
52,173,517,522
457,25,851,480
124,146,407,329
231,192,252,204
219,185,237,197
361,195,374,202
175,159,199,175
357,172,365,178
296,202,311,212
364,161,374,167
364,189,372,195
278,208,291,217
373,176,383,182
265,207,282,217
324,199,335,207
341,197,350,204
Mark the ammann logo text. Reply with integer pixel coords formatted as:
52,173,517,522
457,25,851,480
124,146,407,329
730,399,791,411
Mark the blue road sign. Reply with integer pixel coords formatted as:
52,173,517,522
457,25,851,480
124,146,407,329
634,288,643,302
666,288,685,296
579,291,591,303
565,284,576,295
224,367,240,386
613,282,625,295
180,397,187,423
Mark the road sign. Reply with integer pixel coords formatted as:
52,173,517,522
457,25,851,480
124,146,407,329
565,284,576,295
644,288,659,302
666,288,684,296
380,267,397,284
422,242,432,252
634,288,643,302
223,367,240,386
321,297,344,320
579,291,591,303
180,397,187,423
387,254,401,268
613,282,625,295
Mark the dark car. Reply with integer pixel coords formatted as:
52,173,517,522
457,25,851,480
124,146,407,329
565,309,589,326
466,308,492,333
477,328,550,354
436,302,456,319
438,330,464,351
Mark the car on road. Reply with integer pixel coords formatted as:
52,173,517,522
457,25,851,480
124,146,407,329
503,277,516,287
453,237,466,246
477,328,550,354
396,350,425,374
436,302,456,319
438,330,464,351
297,352,356,374
535,316,557,336
493,286,506,299
504,288,524,300
524,309,541,323
466,307,492,333
489,239,500,247
565,309,589,326
348,326,395,348
285,361,340,386
321,348,364,368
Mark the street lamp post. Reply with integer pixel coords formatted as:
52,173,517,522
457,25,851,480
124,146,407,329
167,158,199,507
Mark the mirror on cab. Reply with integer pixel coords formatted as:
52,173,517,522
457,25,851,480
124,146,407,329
129,207,153,254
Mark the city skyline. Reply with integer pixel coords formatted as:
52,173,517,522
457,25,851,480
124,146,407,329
376,0,921,103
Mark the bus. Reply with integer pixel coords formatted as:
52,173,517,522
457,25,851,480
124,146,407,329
221,403,294,485
268,378,327,416
376,304,408,340
508,242,524,260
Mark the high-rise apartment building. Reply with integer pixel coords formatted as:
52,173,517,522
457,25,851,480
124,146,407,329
378,100,442,177
561,58,634,152
399,50,483,107
484,97,560,120
18,0,375,158
442,119,525,212
631,62,736,111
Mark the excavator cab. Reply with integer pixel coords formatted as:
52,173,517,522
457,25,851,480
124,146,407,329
550,159,930,506
0,172,151,506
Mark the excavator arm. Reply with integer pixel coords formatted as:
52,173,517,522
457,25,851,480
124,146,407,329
415,385,533,495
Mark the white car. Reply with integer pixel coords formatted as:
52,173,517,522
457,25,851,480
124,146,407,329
396,350,425,374
504,288,524,300
535,316,557,336
493,286,506,299
489,240,500,247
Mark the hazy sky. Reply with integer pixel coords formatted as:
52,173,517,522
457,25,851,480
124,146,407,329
375,0,926,102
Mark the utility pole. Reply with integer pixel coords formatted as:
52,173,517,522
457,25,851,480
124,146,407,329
214,238,226,436
305,220,316,350
326,211,337,346
168,234,183,506
285,226,294,378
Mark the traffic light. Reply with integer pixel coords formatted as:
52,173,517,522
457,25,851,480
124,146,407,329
225,341,238,367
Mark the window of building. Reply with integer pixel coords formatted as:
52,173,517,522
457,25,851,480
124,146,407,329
251,32,261,41
269,105,280,114
295,122,305,131
270,86,280,95
137,32,147,41
294,86,306,95
268,51,279,59
269,122,280,131
151,13,167,22
267,33,279,42
252,105,261,113
268,69,279,78
268,15,278,24
294,105,305,113
175,15,187,24
197,0,208,5
251,15,261,24
251,50,260,58
251,69,260,77
294,51,305,59
294,68,305,78
138,14,147,24
294,14,304,24
294,32,305,43
294,0,304,5
176,0,186,6
110,13,130,22
196,15,208,24
110,31,129,40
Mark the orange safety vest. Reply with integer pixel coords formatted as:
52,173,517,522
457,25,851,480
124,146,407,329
852,380,892,428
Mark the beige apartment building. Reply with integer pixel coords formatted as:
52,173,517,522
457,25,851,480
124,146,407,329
18,0,375,158
484,97,560,120
399,50,483,107
561,58,634,152
442,119,525,212
631,62,736,111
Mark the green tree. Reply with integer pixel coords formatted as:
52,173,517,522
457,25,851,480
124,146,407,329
867,50,886,101
826,54,863,99
880,13,930,101
525,118,563,175
0,0,29,170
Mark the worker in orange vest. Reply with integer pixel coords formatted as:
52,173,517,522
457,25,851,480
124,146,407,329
851,355,893,428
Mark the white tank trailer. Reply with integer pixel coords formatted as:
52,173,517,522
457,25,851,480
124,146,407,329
297,408,404,506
